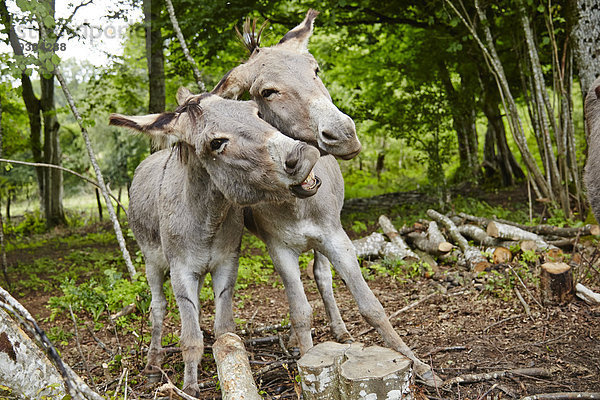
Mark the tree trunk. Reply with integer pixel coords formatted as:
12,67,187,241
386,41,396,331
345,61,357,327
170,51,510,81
566,0,600,97
0,0,44,204
439,62,480,181
40,75,66,228
480,74,525,185
144,0,165,114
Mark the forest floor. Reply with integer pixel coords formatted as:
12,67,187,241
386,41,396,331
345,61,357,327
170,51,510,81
3,184,600,399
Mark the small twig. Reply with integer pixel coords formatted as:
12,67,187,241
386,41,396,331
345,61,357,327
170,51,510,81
358,292,436,336
478,383,499,400
69,304,98,393
423,346,467,358
240,323,290,335
279,334,292,358
514,287,532,317
123,368,128,400
444,367,553,386
508,264,543,308
483,315,520,332
85,324,114,357
156,367,202,400
112,368,127,400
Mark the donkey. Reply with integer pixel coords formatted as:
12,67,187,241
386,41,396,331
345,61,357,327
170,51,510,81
585,77,600,221
211,10,439,386
109,92,320,396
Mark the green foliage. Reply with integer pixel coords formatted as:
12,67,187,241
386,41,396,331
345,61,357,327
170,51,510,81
47,268,150,326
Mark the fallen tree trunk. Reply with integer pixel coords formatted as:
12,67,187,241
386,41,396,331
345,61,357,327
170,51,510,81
427,209,490,271
458,212,600,238
520,393,600,400
444,367,554,386
352,232,386,259
487,221,556,251
378,215,419,261
213,333,261,400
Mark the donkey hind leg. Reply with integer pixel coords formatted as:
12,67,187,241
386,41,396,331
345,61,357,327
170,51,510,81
143,252,168,377
268,244,313,355
210,256,238,337
320,232,441,387
171,267,205,396
312,251,353,343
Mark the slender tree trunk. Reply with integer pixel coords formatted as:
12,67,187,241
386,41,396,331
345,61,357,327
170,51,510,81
144,0,165,114
0,95,8,289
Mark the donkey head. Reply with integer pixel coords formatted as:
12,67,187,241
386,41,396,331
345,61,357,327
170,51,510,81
109,90,321,205
212,9,361,160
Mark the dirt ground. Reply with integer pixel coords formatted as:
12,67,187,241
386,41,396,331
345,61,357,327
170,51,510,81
4,187,600,399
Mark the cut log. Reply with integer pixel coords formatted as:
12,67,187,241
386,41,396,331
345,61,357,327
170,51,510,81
408,221,452,255
427,209,490,271
575,283,600,305
458,212,600,237
487,221,556,250
213,333,261,400
378,215,419,261
458,224,503,247
539,262,574,305
352,232,386,259
297,341,413,400
492,247,512,264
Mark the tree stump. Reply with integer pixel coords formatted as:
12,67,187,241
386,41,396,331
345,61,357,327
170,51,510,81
298,342,413,400
540,262,574,305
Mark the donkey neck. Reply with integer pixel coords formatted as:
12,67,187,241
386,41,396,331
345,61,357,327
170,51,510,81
177,151,233,232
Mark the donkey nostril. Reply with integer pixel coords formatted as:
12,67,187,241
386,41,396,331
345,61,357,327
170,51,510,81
321,130,338,143
285,156,299,172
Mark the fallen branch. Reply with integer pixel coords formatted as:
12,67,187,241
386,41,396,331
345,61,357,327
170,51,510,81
575,283,600,305
379,215,419,261
443,367,554,386
352,232,386,259
213,333,261,400
520,393,600,400
427,209,490,271
408,221,453,255
487,221,555,250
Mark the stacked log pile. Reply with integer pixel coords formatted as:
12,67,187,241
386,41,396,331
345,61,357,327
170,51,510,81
352,210,600,305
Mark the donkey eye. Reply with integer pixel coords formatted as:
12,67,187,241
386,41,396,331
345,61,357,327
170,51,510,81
210,138,229,152
261,89,279,98
315,66,320,76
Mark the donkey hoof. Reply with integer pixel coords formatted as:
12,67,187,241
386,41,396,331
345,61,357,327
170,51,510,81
415,368,443,388
337,332,354,344
142,365,162,382
183,384,201,398
288,347,301,357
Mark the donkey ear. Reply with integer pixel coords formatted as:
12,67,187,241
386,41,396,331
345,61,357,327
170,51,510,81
211,64,252,99
277,9,319,53
109,112,179,148
176,87,194,105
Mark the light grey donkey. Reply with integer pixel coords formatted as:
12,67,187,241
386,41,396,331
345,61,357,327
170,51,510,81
585,76,600,221
109,92,320,396
212,10,440,386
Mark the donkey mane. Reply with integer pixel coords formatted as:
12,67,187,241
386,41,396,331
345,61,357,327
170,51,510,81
235,17,268,54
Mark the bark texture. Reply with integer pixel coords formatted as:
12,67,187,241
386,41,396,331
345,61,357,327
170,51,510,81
144,0,166,114
213,333,261,400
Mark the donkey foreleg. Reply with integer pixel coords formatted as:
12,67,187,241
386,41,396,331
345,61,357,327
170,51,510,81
312,251,353,343
144,263,168,376
319,231,441,387
268,244,314,355
211,257,238,337
171,266,205,396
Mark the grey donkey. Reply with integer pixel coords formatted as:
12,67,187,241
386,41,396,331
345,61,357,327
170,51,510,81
109,93,320,396
211,10,440,386
585,76,600,221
